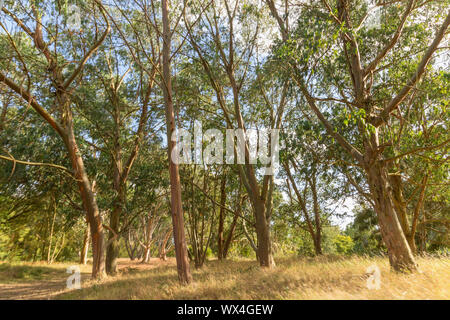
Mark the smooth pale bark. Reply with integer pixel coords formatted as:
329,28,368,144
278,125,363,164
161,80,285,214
161,0,192,285
390,174,411,243
141,211,159,263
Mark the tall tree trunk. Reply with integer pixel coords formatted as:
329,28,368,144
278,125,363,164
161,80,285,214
141,212,157,263
217,174,227,260
362,129,417,272
105,198,122,274
80,222,90,265
161,0,192,284
159,229,172,261
47,196,56,264
223,211,239,259
105,162,125,274
366,160,417,272
242,218,259,260
409,174,428,255
310,174,323,255
66,125,106,279
284,161,321,256
142,247,151,263
254,198,275,267
389,174,412,249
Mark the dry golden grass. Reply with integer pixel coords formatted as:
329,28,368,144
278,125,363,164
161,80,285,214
55,255,449,300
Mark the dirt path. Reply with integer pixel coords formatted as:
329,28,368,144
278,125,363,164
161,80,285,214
0,258,173,300
0,275,88,300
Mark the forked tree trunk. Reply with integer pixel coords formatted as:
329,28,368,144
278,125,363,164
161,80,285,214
366,161,417,272
161,0,192,284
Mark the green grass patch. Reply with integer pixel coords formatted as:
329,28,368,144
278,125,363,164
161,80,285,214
0,263,62,283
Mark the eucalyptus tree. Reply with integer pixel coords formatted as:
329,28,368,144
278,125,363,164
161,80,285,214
73,24,160,274
183,0,287,268
266,0,449,271
160,0,192,284
0,0,110,278
384,71,449,254
79,0,192,281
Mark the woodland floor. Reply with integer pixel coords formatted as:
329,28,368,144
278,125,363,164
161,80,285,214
0,255,448,300
0,258,173,300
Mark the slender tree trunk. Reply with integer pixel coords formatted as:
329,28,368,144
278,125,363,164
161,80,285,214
217,174,227,260
141,227,152,263
419,210,427,254
310,175,323,255
66,125,106,279
47,197,56,264
284,161,320,255
242,218,259,260
125,230,138,261
80,222,90,265
409,174,428,255
223,211,239,259
161,0,192,284
142,247,151,263
159,229,172,261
